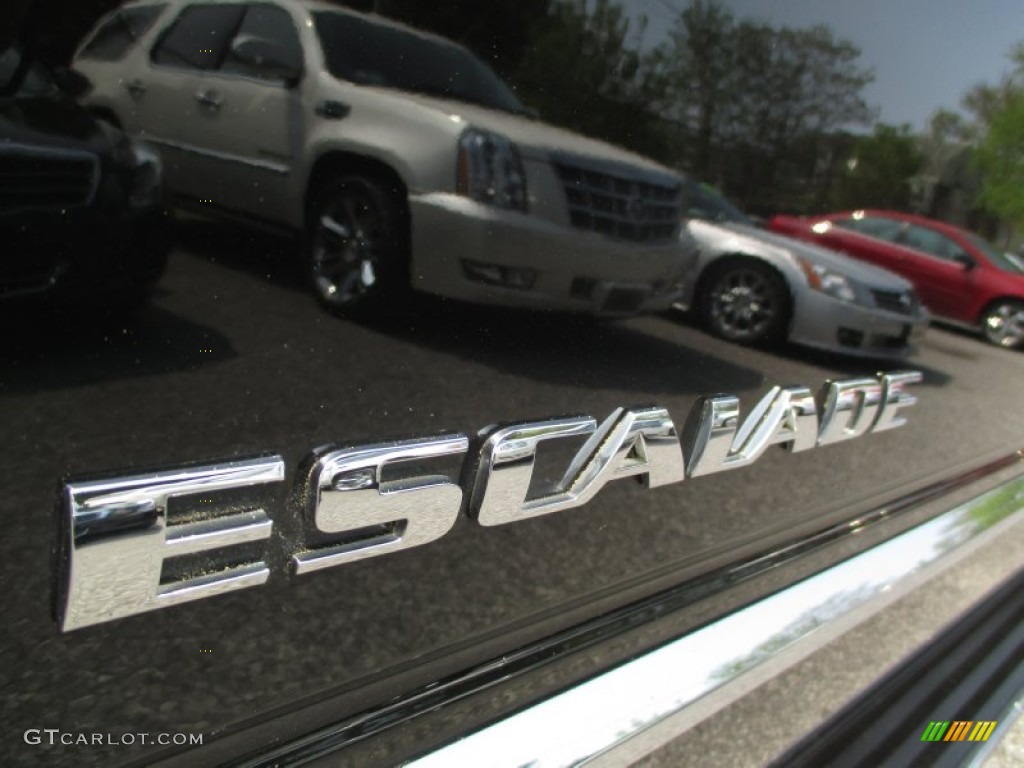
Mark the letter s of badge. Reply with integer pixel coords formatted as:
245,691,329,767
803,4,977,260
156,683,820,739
471,407,685,526
60,456,285,632
292,434,469,574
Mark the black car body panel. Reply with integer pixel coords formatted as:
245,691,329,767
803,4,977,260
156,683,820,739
2,2,1023,767
0,46,167,301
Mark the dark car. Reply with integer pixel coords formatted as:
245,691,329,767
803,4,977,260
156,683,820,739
3,3,1024,768
770,209,1024,349
0,43,166,303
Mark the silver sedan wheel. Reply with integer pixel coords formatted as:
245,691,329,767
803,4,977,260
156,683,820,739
706,266,784,341
982,302,1024,349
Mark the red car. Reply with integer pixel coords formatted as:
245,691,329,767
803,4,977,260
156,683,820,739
770,209,1024,349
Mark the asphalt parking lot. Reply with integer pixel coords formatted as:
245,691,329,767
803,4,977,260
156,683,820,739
16,218,1013,472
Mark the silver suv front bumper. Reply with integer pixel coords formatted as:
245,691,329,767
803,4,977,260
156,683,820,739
409,193,692,316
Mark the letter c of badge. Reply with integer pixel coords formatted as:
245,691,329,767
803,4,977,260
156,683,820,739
471,407,685,526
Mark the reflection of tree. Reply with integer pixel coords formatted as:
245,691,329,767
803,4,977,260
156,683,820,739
934,481,1024,555
712,482,1023,685
829,124,923,211
514,0,676,160
976,95,1024,234
929,42,1024,240
27,0,884,217
654,1,876,214
710,584,877,684
378,0,880,214
372,0,549,83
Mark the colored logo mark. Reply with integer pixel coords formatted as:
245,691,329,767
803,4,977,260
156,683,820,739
921,721,997,742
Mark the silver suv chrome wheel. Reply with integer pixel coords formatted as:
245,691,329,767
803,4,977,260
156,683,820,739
702,260,787,342
308,176,404,313
982,301,1024,349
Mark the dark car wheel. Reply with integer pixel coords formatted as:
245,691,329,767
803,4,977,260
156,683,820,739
307,175,408,314
981,300,1024,349
699,258,789,343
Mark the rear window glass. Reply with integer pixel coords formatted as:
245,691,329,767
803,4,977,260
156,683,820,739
79,5,165,62
836,215,904,241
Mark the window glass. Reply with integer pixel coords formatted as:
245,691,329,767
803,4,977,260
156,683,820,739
152,5,245,70
313,11,525,115
963,233,1024,273
221,5,303,80
835,215,904,241
686,183,752,226
79,5,165,62
900,224,963,260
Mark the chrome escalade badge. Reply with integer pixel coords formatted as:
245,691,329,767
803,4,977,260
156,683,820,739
58,372,920,631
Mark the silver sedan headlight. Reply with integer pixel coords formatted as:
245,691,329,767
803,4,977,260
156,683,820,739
456,128,527,212
797,258,858,303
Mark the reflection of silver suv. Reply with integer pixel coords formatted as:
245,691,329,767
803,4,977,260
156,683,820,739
74,0,694,314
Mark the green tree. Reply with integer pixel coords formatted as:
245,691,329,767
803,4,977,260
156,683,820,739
660,0,737,178
513,0,674,159
962,43,1024,129
975,93,1024,230
371,0,550,82
830,124,923,211
656,0,875,212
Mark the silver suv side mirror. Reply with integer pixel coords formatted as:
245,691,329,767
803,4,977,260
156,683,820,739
229,36,302,86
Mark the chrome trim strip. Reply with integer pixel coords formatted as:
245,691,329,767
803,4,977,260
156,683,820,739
150,137,290,175
409,469,1024,768
967,682,1024,767
232,453,1021,767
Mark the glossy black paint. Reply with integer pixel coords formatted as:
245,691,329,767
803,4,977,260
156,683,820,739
1,3,1024,767
1,48,167,302
3,222,1022,766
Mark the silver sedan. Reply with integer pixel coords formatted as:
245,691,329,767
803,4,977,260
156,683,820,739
677,184,929,358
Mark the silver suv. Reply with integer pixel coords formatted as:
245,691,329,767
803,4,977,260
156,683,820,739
73,0,694,314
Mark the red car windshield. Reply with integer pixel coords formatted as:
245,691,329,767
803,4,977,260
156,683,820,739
964,232,1024,274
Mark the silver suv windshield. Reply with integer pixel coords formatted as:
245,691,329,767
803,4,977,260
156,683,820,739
687,183,752,226
313,11,526,116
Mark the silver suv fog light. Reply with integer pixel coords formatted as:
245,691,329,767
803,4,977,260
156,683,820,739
462,260,537,290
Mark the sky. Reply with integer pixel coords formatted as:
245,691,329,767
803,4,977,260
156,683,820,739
621,0,1024,130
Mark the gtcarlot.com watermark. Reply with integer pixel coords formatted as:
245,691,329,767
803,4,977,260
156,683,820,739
24,729,203,747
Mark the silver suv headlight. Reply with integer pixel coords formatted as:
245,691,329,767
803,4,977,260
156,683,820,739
797,257,858,303
456,128,527,212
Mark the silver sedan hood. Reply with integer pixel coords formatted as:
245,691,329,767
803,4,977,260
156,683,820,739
696,220,914,291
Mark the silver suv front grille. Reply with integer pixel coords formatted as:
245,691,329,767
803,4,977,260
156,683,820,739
554,160,681,244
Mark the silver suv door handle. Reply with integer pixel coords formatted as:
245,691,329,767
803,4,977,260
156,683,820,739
194,90,223,110
123,78,146,97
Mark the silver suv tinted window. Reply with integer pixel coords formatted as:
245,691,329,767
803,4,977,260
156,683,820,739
151,4,245,70
221,5,302,80
79,5,165,62
312,11,525,115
